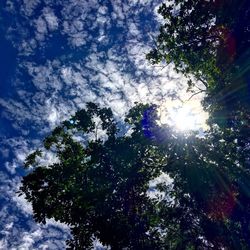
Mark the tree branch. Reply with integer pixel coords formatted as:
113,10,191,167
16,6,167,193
185,90,206,102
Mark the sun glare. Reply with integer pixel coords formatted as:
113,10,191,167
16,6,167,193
158,99,208,132
172,107,197,131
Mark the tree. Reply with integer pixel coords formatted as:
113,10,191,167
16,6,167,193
147,0,250,109
157,127,250,249
20,102,250,249
146,2,250,245
19,103,172,249
147,0,250,160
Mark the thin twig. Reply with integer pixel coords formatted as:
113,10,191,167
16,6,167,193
185,90,205,102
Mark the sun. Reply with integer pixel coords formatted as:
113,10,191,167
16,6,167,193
158,99,208,132
171,106,197,131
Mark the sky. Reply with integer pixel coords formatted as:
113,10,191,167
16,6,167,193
0,0,205,249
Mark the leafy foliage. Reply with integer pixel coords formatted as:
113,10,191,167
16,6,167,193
146,2,250,247
19,103,171,249
147,0,250,92
159,128,250,249
147,0,250,146
20,102,250,249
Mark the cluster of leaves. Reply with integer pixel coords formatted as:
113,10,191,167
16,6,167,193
20,101,250,249
147,0,220,88
20,103,170,249
145,0,250,248
146,0,250,146
147,0,250,92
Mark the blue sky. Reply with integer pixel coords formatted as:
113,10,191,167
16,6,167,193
0,0,191,248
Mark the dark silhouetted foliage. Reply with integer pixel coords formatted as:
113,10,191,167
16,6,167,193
20,102,250,249
147,0,250,92
20,103,171,249
145,0,250,248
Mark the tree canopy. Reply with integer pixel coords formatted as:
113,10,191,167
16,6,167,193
20,103,170,249
144,0,250,248
147,0,250,129
20,102,250,249
147,0,250,92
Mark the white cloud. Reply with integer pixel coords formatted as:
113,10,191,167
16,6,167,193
0,239,8,250
47,106,59,125
12,193,33,216
43,8,59,31
5,162,18,175
147,172,173,200
21,0,41,16
35,16,48,37
0,171,69,249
